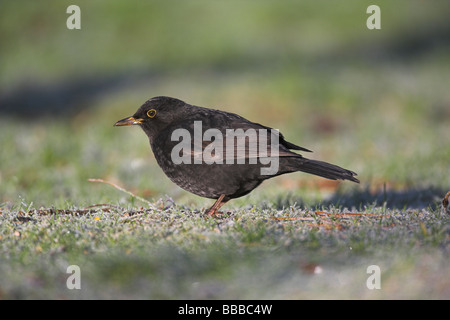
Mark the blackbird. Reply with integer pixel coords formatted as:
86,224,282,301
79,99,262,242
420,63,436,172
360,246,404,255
115,96,359,215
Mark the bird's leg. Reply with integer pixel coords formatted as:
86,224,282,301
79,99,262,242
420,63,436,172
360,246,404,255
443,191,450,215
206,194,228,217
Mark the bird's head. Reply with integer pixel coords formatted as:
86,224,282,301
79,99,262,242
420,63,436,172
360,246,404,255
114,96,188,138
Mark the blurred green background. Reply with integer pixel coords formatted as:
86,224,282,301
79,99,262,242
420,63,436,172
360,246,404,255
1,0,450,300
1,0,449,208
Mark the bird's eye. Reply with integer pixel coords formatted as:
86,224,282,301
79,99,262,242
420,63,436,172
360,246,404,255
147,109,157,118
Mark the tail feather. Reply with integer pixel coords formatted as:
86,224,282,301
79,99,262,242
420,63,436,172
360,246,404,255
297,158,360,183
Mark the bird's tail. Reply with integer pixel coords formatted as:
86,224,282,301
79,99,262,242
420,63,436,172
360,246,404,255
295,158,360,183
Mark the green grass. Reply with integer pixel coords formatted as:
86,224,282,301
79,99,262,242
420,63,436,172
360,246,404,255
1,203,448,299
1,1,449,299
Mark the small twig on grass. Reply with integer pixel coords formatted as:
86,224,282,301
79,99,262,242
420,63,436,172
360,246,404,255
314,211,388,218
270,217,315,221
83,203,124,211
88,178,159,210
271,211,387,220
270,210,388,231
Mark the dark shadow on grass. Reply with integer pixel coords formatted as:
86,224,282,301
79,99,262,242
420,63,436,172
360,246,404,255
0,70,156,119
2,16,450,120
273,185,447,211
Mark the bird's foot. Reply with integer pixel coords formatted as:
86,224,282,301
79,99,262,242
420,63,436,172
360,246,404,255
206,208,219,217
204,194,228,218
205,209,228,217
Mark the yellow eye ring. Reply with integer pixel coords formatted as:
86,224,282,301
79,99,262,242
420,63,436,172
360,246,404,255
147,109,157,118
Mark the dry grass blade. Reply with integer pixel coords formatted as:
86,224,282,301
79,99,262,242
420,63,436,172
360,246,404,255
88,178,159,210
270,216,314,221
82,203,125,211
314,211,387,218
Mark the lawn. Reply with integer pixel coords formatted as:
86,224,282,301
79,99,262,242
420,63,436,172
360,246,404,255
0,1,449,299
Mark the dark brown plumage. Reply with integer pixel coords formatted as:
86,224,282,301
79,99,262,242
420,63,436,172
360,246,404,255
115,96,359,215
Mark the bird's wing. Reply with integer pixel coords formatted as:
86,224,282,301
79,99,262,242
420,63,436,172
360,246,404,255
193,108,312,152
189,120,309,163
249,122,312,152
166,115,310,163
